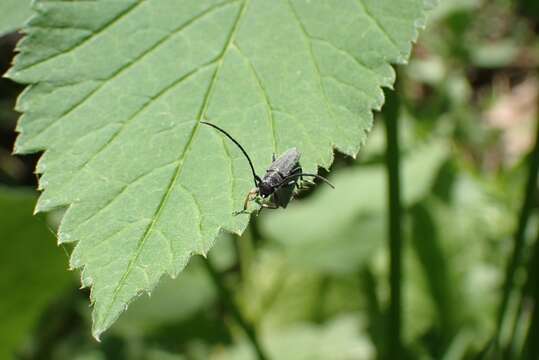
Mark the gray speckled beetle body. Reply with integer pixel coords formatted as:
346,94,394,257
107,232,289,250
259,148,302,208
201,121,334,214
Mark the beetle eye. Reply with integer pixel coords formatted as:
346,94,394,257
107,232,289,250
258,183,271,196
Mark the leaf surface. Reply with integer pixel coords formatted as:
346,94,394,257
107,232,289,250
0,0,32,36
8,0,431,337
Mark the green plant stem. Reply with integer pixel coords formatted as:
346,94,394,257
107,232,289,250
505,291,526,359
495,96,539,350
235,227,255,282
312,275,330,324
520,227,539,359
505,236,539,360
523,301,539,360
203,257,268,360
360,266,385,358
383,88,403,359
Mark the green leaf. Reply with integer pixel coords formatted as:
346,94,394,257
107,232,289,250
216,315,374,359
0,188,72,359
146,350,186,360
8,0,432,338
403,173,512,352
470,40,519,68
410,202,459,345
0,0,32,36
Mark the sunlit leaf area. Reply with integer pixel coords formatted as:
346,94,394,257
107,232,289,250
1,0,538,359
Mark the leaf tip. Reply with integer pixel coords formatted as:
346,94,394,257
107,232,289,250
92,330,102,343
91,313,108,342
12,135,33,155
34,198,49,214
58,231,71,244
3,68,18,81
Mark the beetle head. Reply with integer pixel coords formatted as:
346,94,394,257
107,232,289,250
258,182,273,197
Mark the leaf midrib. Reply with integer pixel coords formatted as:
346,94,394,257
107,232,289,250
96,0,249,335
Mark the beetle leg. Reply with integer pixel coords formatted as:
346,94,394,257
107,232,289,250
255,190,282,215
272,153,276,162
289,166,303,184
256,201,279,216
233,188,259,215
272,189,280,205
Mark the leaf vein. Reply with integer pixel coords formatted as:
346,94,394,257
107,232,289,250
309,37,379,79
233,42,277,155
178,184,204,250
75,219,149,264
18,0,144,72
67,64,215,183
73,159,182,234
322,75,377,104
213,132,237,215
22,0,236,147
286,0,334,159
153,229,175,269
355,0,401,53
273,109,320,160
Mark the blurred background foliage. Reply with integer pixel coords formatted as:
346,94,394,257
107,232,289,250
1,0,539,359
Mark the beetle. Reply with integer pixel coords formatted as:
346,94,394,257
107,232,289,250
201,121,334,214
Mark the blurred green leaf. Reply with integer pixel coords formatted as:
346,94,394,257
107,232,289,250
238,247,320,326
0,187,72,359
470,40,520,68
145,349,186,360
0,0,32,36
410,203,458,348
406,57,447,85
214,315,374,360
69,350,106,360
427,0,479,23
227,245,362,338
405,173,511,354
283,214,385,275
7,0,432,338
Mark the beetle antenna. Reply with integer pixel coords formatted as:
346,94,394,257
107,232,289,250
201,121,261,186
278,172,335,189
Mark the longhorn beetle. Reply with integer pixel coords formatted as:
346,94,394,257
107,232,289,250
201,121,334,215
